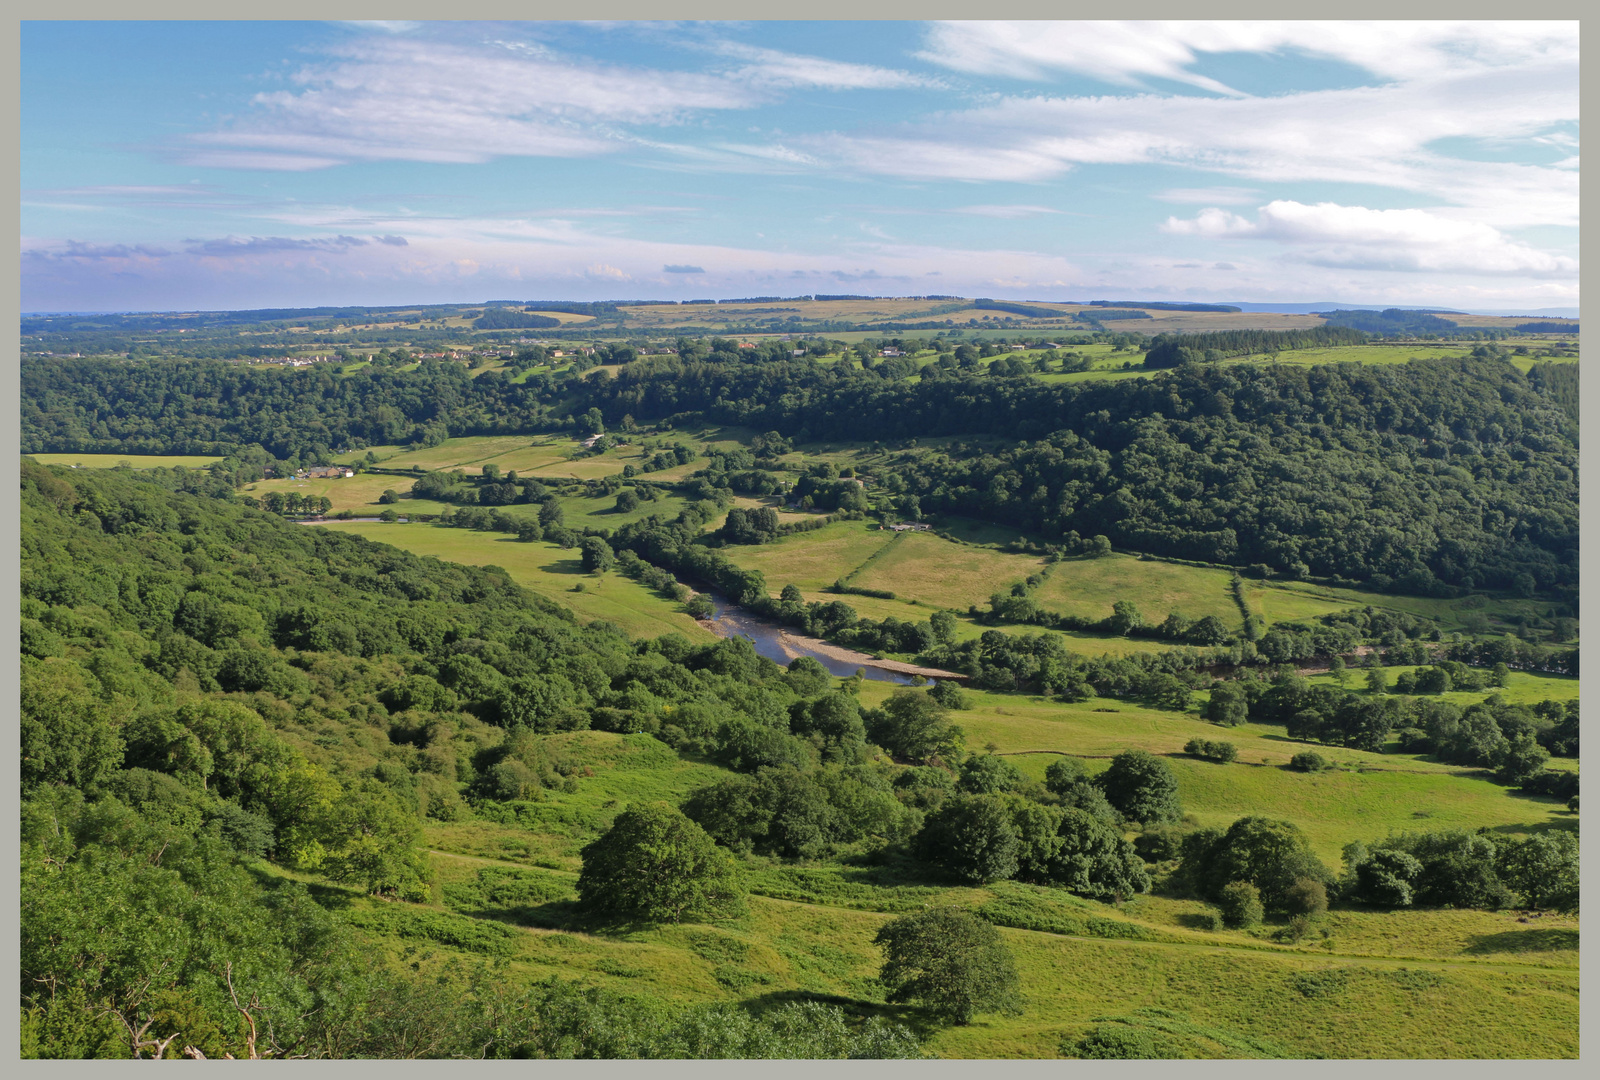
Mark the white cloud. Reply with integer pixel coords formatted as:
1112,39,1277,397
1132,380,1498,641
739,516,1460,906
919,21,1578,91
952,204,1060,218
181,38,761,169
1162,200,1577,276
336,21,422,35
800,63,1578,229
1154,186,1260,205
179,34,931,172
23,209,1579,312
708,41,933,91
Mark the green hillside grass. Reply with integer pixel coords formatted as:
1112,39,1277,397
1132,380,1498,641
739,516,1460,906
849,532,1046,608
24,452,223,469
854,682,1575,864
313,521,716,641
1245,580,1553,634
1033,554,1242,626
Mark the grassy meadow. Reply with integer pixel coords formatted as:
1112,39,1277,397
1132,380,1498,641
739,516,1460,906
1244,578,1562,635
1033,554,1243,626
312,521,716,642
24,452,222,469
322,663,1578,1059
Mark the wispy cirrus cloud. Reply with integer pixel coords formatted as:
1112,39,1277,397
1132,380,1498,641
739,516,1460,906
1161,200,1577,276
177,34,931,172
918,21,1579,92
793,62,1578,229
706,40,935,91
184,234,373,256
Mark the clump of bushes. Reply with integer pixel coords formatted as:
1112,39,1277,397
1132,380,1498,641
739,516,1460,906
1289,751,1331,772
1133,826,1188,863
1217,881,1264,928
1070,1025,1164,1059
1283,876,1329,918
1184,738,1237,763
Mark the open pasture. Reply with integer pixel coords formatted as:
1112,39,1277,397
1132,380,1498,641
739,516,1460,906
1244,579,1558,633
719,519,898,594
1033,554,1242,627
854,682,1574,864
240,472,455,516
25,452,222,469
849,531,1046,609
312,521,716,641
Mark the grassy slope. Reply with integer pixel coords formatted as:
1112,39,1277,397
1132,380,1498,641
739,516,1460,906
313,521,716,642
854,681,1576,865
296,515,1574,1059
1244,580,1556,634
24,452,223,469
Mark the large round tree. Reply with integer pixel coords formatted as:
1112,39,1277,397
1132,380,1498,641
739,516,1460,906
873,907,1023,1025
577,802,745,923
1096,750,1182,824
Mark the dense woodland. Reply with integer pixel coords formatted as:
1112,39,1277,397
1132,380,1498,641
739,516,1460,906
19,462,949,1058
18,353,1578,596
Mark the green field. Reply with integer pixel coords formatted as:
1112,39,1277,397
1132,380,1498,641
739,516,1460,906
1034,554,1242,627
720,519,898,594
850,531,1045,609
852,681,1575,864
24,452,222,469
1245,579,1558,634
311,520,717,642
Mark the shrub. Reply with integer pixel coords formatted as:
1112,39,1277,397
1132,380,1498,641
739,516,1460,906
913,793,1019,884
1288,751,1330,772
1203,681,1249,726
1283,876,1329,918
1184,817,1332,912
1353,849,1424,908
1071,1025,1162,1059
1183,738,1237,763
1133,826,1187,863
958,753,1024,795
1190,911,1224,932
1217,881,1264,928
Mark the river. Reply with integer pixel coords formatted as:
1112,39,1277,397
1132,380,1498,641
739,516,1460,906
702,595,934,684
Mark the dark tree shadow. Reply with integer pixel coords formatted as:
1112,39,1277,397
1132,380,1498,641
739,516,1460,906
1481,818,1579,837
1463,928,1578,955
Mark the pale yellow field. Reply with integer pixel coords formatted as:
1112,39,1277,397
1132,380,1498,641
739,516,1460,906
239,472,449,515
26,453,222,469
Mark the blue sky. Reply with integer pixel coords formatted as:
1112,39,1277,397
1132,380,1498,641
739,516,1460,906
21,20,1579,313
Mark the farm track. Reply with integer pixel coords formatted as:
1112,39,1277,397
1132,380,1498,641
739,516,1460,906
420,848,1576,978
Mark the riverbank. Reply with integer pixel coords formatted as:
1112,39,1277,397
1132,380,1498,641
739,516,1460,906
774,630,967,680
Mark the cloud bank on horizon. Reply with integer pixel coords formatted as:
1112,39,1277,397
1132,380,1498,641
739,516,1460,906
21,20,1578,313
